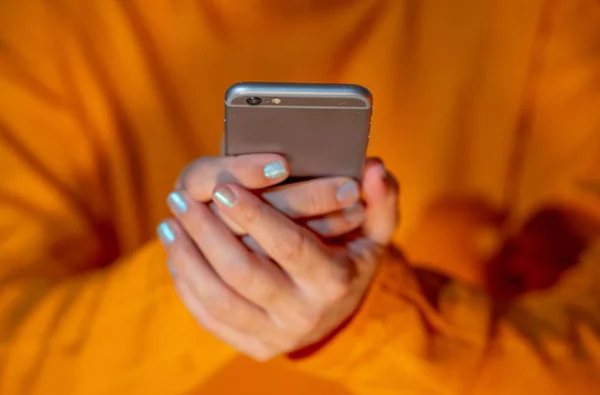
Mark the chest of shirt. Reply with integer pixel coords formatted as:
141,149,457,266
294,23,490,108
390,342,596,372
64,0,555,235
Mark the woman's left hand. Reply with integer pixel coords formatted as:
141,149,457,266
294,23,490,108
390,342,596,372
159,159,399,360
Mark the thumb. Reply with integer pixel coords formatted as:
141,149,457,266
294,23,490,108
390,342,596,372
361,158,400,245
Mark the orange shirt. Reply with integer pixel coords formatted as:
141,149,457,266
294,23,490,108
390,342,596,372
0,0,599,394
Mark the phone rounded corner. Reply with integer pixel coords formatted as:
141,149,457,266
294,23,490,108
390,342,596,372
350,85,373,109
224,82,247,106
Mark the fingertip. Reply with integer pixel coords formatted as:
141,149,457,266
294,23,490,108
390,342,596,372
182,155,291,201
228,154,290,185
364,157,384,168
336,179,361,205
262,158,289,180
363,157,386,180
157,219,177,244
362,162,387,200
212,184,239,208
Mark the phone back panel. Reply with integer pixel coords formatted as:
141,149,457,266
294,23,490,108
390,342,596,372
224,82,372,181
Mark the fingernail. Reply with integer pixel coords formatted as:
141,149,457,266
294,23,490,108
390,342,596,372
344,204,365,222
213,186,237,208
167,260,177,276
263,160,287,179
337,181,360,203
157,222,175,244
377,164,387,179
167,191,188,213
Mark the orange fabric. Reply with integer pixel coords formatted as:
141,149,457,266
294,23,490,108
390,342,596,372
0,0,599,394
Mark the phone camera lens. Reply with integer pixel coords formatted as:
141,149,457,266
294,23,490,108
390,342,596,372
246,97,262,106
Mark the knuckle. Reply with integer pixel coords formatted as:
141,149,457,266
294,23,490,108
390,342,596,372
192,155,218,169
279,338,301,353
248,341,276,362
240,199,264,225
324,272,352,301
291,312,320,334
270,231,307,262
226,262,257,290
176,166,192,191
182,206,213,235
304,182,327,214
204,292,236,320
251,350,275,362
210,203,243,234
263,333,299,354
178,156,219,199
254,282,280,306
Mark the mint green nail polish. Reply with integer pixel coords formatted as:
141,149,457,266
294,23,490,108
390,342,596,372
263,160,287,179
337,181,360,203
157,222,175,244
213,187,237,208
167,192,188,213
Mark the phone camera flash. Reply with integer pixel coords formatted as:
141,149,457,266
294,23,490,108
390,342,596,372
271,98,282,104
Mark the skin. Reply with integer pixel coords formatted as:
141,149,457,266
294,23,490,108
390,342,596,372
158,154,399,360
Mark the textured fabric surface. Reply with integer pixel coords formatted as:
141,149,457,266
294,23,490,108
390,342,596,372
0,1,599,394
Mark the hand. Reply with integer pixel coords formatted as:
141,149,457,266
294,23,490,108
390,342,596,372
158,157,399,360
175,155,367,239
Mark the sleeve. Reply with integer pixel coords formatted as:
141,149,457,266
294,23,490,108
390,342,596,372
285,1,600,394
0,3,236,395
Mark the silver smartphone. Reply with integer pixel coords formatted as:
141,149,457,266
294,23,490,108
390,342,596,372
224,82,372,183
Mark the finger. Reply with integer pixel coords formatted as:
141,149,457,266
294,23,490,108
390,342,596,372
212,200,365,238
210,177,360,236
176,155,289,201
164,224,299,357
210,201,245,234
173,279,275,361
261,177,360,218
157,219,270,334
241,235,268,255
166,191,296,311
211,184,343,289
305,203,366,237
361,158,400,245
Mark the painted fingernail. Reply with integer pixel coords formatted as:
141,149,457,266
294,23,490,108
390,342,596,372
344,204,365,222
167,260,178,276
337,181,360,203
167,191,188,213
213,186,237,208
263,160,287,179
157,222,175,244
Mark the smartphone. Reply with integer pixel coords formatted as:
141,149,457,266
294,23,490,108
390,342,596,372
224,82,372,182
